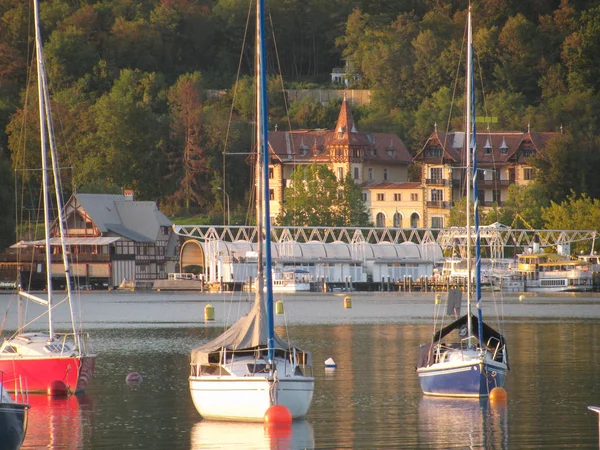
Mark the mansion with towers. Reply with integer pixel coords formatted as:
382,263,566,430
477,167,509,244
265,97,557,229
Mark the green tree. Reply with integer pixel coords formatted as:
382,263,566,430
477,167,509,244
337,173,370,226
0,152,15,250
277,164,339,226
495,184,549,230
90,69,168,200
541,192,600,254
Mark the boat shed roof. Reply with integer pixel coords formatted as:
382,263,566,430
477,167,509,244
188,239,443,263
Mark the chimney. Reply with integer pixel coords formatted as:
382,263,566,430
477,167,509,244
124,189,134,201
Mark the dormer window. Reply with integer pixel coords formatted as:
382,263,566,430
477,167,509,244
337,126,344,139
370,148,376,156
484,138,492,155
500,137,508,155
429,147,442,158
299,139,309,157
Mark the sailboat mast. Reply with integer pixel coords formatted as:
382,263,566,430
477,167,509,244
33,0,54,337
465,7,472,337
471,9,484,344
256,0,275,364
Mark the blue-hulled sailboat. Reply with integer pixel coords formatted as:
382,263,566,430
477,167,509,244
416,7,509,397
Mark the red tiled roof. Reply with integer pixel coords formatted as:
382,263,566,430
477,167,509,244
415,130,557,164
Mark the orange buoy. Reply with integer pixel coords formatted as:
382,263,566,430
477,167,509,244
47,380,69,397
489,386,507,402
126,372,143,385
264,404,292,426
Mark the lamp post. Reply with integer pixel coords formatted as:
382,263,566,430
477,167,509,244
218,187,230,225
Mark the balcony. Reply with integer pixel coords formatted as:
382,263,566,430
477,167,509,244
426,178,450,186
478,179,512,187
426,201,453,209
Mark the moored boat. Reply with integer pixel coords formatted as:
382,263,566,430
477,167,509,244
188,0,314,422
0,0,96,394
416,7,509,398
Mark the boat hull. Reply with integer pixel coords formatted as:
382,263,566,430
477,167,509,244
417,360,507,398
0,402,28,450
0,355,95,394
189,376,314,421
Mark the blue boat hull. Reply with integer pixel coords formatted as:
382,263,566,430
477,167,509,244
417,361,507,398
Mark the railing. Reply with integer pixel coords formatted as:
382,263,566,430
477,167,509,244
426,178,450,186
426,201,453,209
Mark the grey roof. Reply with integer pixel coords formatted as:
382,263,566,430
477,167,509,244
73,194,171,243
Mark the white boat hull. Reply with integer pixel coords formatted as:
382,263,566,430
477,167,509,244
189,376,314,421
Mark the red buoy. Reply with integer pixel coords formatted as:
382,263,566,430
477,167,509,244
489,386,508,403
264,404,292,426
126,372,143,385
47,380,69,397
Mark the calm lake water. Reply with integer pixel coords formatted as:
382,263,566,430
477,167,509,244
2,290,600,449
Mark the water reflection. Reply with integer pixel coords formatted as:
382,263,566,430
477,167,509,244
21,394,92,449
191,419,314,449
418,397,508,449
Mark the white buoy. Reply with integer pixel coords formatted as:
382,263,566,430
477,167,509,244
324,357,337,369
519,295,525,302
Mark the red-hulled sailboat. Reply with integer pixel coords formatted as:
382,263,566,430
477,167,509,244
0,0,96,394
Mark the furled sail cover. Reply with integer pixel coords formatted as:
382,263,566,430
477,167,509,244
190,293,312,366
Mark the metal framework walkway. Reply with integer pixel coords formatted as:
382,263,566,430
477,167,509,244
173,225,596,256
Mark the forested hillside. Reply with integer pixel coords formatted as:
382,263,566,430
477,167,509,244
2,0,600,246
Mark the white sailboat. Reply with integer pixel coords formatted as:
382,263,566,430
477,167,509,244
416,6,509,397
0,0,96,394
188,0,314,421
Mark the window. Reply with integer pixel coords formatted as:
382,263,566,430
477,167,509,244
353,167,359,180
431,189,443,201
393,212,402,228
430,167,443,180
383,168,389,181
368,168,374,180
337,167,344,181
361,192,367,202
394,193,401,202
429,147,442,158
410,212,420,228
431,217,444,228
524,168,533,180
161,226,169,235
86,222,93,229
410,193,418,201
376,212,386,227
377,193,385,201
269,167,274,179
269,189,275,200
493,189,501,203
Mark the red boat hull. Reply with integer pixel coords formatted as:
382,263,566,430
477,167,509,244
0,355,95,394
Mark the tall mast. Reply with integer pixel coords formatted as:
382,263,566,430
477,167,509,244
465,6,473,341
256,0,275,364
471,8,484,344
33,0,53,337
